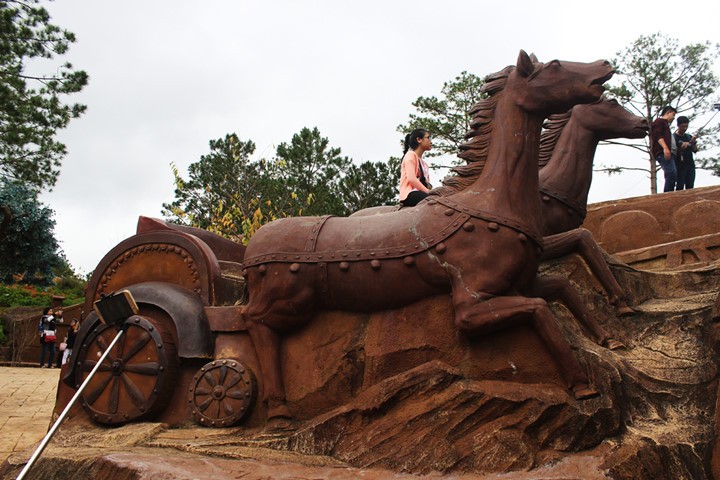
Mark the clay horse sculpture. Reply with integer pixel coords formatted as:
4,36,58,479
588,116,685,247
434,96,650,342
535,98,648,317
353,98,648,318
241,51,615,420
537,97,649,235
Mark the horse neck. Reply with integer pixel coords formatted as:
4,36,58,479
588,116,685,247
539,119,598,207
459,95,545,224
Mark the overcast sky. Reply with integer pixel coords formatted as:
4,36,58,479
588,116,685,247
36,0,720,275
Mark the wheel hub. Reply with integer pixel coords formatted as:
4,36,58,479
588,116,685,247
111,358,124,375
212,385,226,400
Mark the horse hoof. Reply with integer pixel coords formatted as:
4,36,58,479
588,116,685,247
572,384,600,400
268,403,292,420
267,417,296,432
603,338,626,350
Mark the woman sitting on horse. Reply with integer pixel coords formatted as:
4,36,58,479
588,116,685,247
399,128,432,206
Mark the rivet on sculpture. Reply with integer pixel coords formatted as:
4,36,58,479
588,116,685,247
240,50,616,420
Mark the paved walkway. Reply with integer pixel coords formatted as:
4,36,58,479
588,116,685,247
0,366,59,463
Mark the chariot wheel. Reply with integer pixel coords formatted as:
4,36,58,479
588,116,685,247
189,359,256,427
74,314,179,425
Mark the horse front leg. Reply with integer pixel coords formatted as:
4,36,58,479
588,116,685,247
241,271,317,422
244,318,292,420
529,275,624,350
452,290,598,400
541,228,634,316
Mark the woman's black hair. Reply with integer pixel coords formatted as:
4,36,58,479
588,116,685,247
403,128,428,156
43,307,51,315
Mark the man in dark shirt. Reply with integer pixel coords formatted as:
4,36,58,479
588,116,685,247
673,116,698,190
651,106,677,192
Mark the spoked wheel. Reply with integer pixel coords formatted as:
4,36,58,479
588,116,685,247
74,314,179,425
189,359,256,427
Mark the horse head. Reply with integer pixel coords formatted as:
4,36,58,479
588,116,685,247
455,51,614,173
537,97,648,235
510,50,615,116
572,98,649,141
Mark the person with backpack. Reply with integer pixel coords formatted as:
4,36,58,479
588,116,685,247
38,307,57,368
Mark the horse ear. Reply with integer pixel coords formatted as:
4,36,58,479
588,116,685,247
529,52,539,63
517,50,534,77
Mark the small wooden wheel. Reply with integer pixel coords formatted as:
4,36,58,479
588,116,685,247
74,315,178,424
189,359,256,427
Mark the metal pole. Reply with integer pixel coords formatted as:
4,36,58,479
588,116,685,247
16,326,126,480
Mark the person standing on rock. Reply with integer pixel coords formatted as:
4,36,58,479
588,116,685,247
651,106,677,192
673,116,698,190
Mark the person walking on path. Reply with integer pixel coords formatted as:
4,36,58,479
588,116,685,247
651,106,677,192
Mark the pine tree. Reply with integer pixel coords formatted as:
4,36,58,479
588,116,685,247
603,33,720,193
0,0,88,190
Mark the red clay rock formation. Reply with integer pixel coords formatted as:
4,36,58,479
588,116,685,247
6,251,715,479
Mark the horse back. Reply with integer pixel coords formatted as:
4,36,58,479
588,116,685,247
243,204,469,266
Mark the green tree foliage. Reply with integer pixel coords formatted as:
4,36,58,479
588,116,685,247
275,127,352,216
337,157,400,214
49,252,86,299
0,178,63,283
603,33,720,193
164,129,400,240
162,133,309,242
397,71,485,167
164,134,260,230
0,0,88,190
702,131,720,177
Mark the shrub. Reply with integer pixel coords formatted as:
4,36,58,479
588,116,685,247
0,283,84,308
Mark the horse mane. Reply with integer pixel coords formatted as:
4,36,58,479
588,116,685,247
538,110,572,168
432,65,514,197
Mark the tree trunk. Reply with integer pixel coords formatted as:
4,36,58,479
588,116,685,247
649,153,657,194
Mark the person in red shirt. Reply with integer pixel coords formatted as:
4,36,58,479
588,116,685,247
399,129,432,206
651,106,677,192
